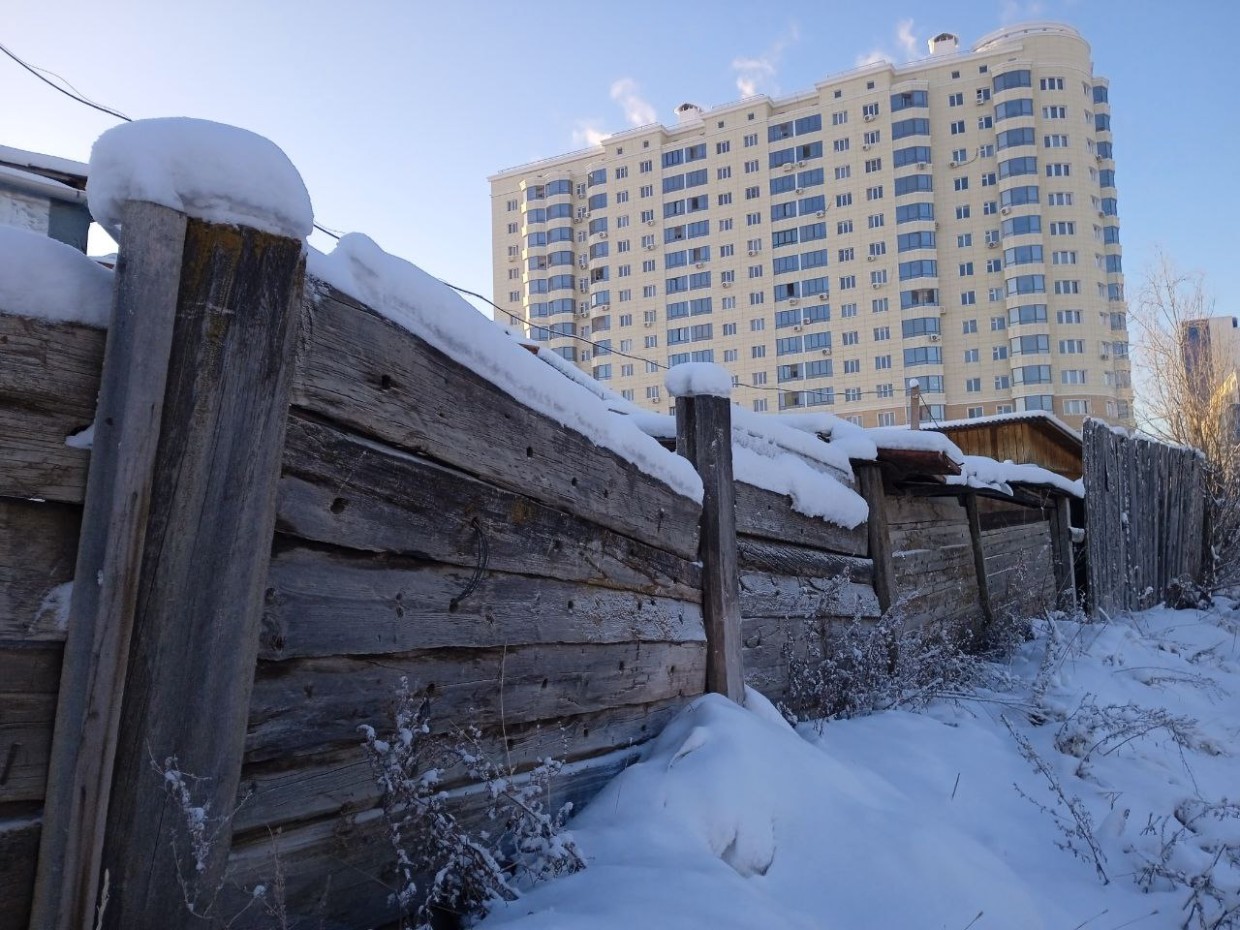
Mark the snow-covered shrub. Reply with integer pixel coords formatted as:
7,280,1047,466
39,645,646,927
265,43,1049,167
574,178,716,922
1131,800,1240,929
359,677,584,929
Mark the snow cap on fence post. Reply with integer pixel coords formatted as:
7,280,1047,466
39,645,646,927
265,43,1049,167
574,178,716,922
86,117,314,241
665,361,733,400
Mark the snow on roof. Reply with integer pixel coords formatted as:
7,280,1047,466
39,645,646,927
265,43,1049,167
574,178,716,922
0,164,87,204
947,455,1084,498
929,409,1083,445
866,426,966,464
0,226,112,327
306,234,704,503
87,118,313,240
0,144,89,181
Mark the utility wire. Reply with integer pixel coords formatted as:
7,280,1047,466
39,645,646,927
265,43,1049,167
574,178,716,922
0,39,132,122
4,37,938,415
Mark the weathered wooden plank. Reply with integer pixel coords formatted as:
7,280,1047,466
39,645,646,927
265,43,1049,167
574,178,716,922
1047,495,1077,610
0,693,55,804
261,544,704,660
0,498,79,642
856,463,895,614
246,641,706,763
0,643,62,694
675,392,744,703
293,287,701,561
278,414,701,601
737,535,873,584
965,494,994,631
0,313,105,505
739,572,881,621
234,698,683,836
0,815,41,930
734,480,868,557
30,203,188,930
223,751,636,930
96,216,307,930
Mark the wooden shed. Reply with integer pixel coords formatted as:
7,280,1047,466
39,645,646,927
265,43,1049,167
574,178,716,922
929,412,1083,480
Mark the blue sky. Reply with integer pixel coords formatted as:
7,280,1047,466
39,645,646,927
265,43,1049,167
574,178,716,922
5,0,1238,319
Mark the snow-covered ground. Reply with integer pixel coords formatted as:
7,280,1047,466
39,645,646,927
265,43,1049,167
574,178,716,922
482,604,1240,930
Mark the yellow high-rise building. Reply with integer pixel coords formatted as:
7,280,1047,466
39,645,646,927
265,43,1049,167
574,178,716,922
489,23,1132,429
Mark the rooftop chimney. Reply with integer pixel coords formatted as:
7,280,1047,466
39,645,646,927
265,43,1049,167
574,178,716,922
928,32,959,56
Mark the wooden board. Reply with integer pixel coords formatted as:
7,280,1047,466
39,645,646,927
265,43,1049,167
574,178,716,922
292,288,701,561
739,572,881,621
278,414,701,601
0,815,40,930
233,697,683,836
247,641,705,763
734,481,868,557
261,544,705,660
0,644,61,807
0,313,105,505
0,498,79,642
736,536,872,584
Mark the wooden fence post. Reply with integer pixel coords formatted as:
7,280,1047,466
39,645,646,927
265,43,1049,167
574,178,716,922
32,201,305,930
963,493,994,631
856,463,896,615
1048,494,1078,612
31,202,189,930
672,384,744,702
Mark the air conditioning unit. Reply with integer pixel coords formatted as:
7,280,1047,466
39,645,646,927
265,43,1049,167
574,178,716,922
988,240,999,249
644,321,653,327
866,255,876,262
918,161,928,169
795,188,804,194
793,324,803,331
695,262,705,269
798,161,806,167
578,258,588,268
862,144,871,151
949,160,959,168
645,244,657,250
976,97,986,106
783,164,795,173
748,249,758,256
821,348,832,356
864,114,876,122
816,210,826,217
646,219,656,226
872,283,882,289
598,231,607,239
789,298,800,305
722,281,732,288
594,304,609,312
928,333,941,342
577,308,591,318
1100,351,1110,360
1000,206,1012,215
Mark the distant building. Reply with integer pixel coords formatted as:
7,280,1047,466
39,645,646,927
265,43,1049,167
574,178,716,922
0,144,91,251
490,22,1132,430
1183,316,1240,392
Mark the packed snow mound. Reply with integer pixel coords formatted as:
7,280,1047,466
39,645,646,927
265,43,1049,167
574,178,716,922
307,234,703,502
87,118,313,239
665,361,732,399
0,226,113,327
950,454,1084,497
867,425,966,463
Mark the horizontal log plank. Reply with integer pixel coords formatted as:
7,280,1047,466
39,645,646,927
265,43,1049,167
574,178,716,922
262,544,704,660
224,750,637,930
734,482,867,557
234,698,683,835
0,643,61,694
0,498,79,642
292,290,700,560
278,415,701,601
739,572,881,621
0,815,40,930
247,641,705,762
0,694,54,804
736,536,872,583
0,409,92,504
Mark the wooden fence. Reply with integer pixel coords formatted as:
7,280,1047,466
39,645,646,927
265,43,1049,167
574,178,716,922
1083,419,1207,616
1,201,1086,930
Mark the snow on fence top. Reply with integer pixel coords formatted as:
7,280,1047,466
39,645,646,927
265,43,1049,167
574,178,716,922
306,234,704,503
87,118,314,240
949,455,1084,498
0,226,113,327
665,362,732,399
866,426,966,464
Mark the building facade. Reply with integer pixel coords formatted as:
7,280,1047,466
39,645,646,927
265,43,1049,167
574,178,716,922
489,23,1133,428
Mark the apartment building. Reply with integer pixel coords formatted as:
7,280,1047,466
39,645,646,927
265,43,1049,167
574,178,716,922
489,22,1133,428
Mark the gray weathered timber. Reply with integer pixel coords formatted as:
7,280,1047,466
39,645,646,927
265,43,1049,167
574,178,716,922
30,202,187,930
246,641,706,763
0,692,55,804
734,480,868,557
739,572,881,621
0,815,40,930
736,536,873,584
262,544,705,660
278,414,701,601
233,697,683,835
856,463,895,614
223,751,635,930
1048,499,1077,611
95,217,306,930
675,393,744,703
0,498,79,642
0,313,105,505
964,494,995,630
293,287,701,561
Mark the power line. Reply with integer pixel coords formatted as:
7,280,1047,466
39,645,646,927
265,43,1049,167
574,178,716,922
0,39,132,122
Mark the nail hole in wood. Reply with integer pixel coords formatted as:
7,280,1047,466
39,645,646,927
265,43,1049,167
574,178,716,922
330,497,348,514
379,374,393,390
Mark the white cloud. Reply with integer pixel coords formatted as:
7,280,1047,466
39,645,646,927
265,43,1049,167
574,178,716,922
854,19,921,66
896,19,918,57
571,120,607,148
732,24,800,98
854,48,888,67
610,78,656,127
